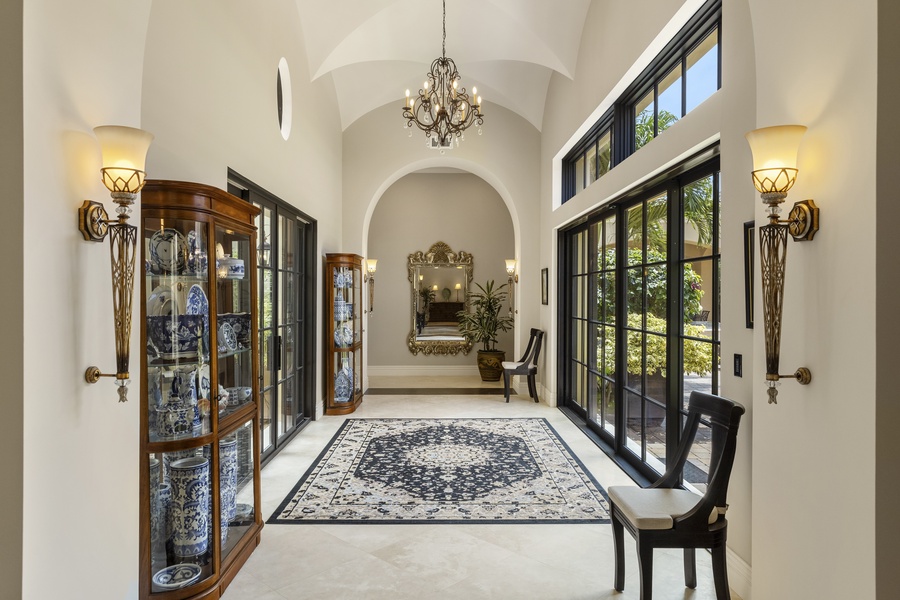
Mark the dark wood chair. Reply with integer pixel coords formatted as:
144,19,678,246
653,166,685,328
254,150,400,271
501,328,544,403
609,391,745,600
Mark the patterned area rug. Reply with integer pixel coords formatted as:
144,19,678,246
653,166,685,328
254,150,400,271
268,418,610,524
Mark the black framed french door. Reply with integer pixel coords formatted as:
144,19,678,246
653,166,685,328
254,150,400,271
559,153,720,482
227,171,317,465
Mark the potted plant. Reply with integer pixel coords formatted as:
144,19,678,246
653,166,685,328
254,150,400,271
457,280,514,381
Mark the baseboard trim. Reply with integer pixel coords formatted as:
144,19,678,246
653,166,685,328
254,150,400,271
368,365,480,377
727,547,751,599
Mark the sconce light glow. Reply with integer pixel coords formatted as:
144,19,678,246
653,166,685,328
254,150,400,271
94,125,154,194
366,259,377,274
505,259,516,275
745,125,806,195
365,259,377,314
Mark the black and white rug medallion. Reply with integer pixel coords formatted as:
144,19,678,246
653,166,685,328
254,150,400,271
268,418,610,524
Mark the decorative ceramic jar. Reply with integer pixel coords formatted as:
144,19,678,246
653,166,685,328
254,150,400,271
169,456,210,557
219,436,238,546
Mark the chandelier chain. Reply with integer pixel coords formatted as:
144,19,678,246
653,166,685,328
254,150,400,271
442,0,446,58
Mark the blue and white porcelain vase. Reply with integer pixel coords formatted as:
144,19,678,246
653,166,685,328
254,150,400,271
334,289,346,323
219,436,238,547
334,357,353,402
169,456,210,557
155,482,171,563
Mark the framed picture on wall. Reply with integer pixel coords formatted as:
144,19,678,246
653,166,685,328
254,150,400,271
541,268,549,305
744,220,754,329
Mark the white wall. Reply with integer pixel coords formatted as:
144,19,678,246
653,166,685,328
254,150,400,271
19,0,344,597
748,0,878,597
141,0,343,420
367,173,515,369
22,1,152,597
539,0,756,590
344,102,543,385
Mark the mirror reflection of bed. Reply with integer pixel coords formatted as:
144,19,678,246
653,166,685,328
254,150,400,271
417,300,465,340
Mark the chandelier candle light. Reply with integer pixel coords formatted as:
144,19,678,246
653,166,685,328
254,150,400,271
402,0,484,149
745,124,819,404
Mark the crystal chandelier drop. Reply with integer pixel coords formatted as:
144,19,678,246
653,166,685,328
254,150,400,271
402,0,484,149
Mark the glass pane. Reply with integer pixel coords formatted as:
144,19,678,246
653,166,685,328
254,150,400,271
601,376,616,434
280,377,296,436
575,156,585,194
683,175,714,259
646,193,667,259
625,330,643,392
260,388,273,453
626,204,643,265
150,446,214,591
645,266,667,331
574,275,585,318
280,213,295,271
262,269,273,329
283,324,295,376
645,334,667,402
683,339,714,410
602,324,617,377
684,258,712,332
657,64,683,133
645,399,667,474
586,143,598,185
597,130,612,178
223,421,257,559
625,266,643,327
634,90,654,150
604,273,617,325
261,330,273,386
282,273,296,325
686,28,719,113
624,390,644,458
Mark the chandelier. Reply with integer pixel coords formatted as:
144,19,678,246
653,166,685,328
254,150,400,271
402,0,484,149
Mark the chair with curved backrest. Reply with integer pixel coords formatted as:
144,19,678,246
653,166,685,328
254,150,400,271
608,391,745,600
502,328,544,403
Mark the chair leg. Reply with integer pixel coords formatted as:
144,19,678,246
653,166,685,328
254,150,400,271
503,371,511,403
611,514,625,592
529,374,539,403
636,535,653,600
684,548,697,589
711,544,730,599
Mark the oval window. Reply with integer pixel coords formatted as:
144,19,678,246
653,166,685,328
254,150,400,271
276,58,292,140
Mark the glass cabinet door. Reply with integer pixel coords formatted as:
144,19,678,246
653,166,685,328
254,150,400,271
215,227,253,417
221,419,256,559
144,219,212,442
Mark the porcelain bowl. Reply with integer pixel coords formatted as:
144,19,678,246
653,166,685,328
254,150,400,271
147,315,207,358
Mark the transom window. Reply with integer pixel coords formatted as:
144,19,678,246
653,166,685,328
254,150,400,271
561,0,721,204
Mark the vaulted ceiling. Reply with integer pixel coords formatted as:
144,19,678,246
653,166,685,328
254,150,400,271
294,0,593,131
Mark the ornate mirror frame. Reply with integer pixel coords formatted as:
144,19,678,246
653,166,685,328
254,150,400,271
407,241,474,355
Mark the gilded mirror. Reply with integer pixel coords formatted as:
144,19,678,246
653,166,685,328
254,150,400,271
408,242,473,355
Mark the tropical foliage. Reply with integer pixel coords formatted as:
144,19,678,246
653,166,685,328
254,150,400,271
457,280,514,352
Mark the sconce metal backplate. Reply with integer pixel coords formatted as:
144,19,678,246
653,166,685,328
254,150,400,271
788,199,819,241
78,200,109,242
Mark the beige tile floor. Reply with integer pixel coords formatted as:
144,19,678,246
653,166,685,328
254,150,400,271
223,376,742,600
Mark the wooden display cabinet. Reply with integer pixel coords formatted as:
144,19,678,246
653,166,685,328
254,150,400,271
140,180,262,598
324,253,364,414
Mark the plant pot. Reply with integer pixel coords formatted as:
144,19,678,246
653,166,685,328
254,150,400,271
477,350,506,381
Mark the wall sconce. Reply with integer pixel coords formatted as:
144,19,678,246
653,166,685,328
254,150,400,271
455,282,461,301
745,124,818,404
77,125,154,402
505,259,517,316
364,259,377,313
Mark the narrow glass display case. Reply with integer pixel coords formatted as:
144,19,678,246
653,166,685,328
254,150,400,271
325,253,363,414
140,180,261,598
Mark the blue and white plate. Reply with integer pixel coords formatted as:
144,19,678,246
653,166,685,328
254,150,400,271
184,285,208,316
148,228,188,274
152,563,202,590
218,322,238,353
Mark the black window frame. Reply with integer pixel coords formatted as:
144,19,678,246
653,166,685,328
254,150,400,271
561,0,721,204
